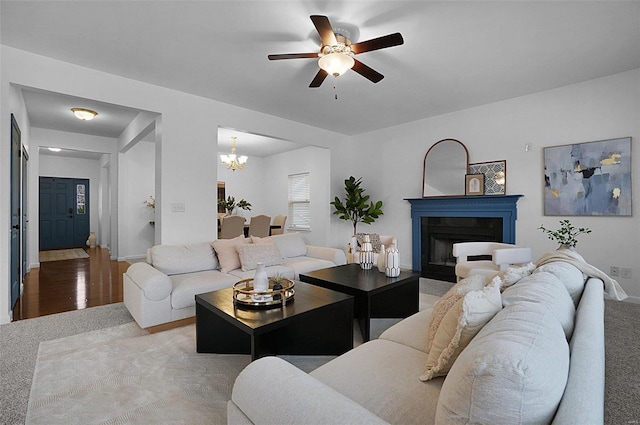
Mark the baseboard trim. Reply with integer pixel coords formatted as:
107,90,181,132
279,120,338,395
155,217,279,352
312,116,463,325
145,317,195,334
622,295,640,305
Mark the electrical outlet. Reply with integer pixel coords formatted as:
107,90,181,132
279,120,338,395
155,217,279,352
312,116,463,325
610,266,620,277
621,268,632,279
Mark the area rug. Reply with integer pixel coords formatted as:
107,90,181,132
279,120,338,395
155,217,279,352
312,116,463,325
39,249,89,262
26,293,441,424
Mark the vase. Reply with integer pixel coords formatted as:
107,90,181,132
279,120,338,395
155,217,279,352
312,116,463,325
360,234,374,270
253,262,269,300
385,244,400,277
377,244,386,272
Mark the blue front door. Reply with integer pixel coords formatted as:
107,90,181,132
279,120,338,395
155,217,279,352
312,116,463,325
39,177,90,250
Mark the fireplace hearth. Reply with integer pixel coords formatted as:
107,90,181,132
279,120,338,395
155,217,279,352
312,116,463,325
406,195,523,282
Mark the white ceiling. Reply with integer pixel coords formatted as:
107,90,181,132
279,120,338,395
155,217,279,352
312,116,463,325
2,1,639,147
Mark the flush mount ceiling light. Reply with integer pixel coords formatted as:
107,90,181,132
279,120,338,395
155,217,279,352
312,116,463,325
71,108,98,121
220,136,248,171
48,147,62,152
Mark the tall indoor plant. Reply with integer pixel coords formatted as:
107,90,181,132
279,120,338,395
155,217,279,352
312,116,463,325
331,176,383,235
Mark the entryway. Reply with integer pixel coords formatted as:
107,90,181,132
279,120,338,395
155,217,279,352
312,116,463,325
39,177,90,250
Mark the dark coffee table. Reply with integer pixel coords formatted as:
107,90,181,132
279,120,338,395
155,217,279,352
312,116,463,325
195,281,354,360
300,264,420,342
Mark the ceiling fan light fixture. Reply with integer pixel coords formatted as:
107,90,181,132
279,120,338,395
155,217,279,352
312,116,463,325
71,108,98,121
318,51,354,77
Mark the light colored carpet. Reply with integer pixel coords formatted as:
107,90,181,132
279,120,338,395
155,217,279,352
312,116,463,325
26,293,441,425
39,249,89,262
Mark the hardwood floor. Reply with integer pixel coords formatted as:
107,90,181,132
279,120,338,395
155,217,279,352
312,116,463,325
12,246,130,321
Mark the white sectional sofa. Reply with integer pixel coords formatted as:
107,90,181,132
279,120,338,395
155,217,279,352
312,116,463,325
228,256,607,425
123,233,346,329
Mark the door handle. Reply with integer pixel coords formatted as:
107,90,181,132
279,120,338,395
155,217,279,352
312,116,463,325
12,224,19,230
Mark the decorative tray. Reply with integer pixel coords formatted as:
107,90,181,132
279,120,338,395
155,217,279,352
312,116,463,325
232,278,295,308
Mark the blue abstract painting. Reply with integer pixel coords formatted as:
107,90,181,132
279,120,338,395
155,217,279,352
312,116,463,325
544,137,632,216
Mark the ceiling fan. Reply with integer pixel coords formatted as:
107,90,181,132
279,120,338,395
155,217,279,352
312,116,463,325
268,15,404,88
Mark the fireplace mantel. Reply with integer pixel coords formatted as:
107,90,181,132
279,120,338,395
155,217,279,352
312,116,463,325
405,195,524,273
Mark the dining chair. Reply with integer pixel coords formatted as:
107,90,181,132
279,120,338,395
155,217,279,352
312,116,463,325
271,215,287,235
452,241,532,282
219,215,245,239
248,215,271,237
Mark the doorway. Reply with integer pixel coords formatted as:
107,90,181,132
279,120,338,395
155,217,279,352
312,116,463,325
39,177,90,250
10,114,22,309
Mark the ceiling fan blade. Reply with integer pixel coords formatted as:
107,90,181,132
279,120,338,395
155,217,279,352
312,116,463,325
309,69,329,88
351,59,384,83
268,53,318,60
351,32,404,54
310,15,337,46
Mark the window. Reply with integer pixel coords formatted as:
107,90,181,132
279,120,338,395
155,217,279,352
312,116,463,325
288,172,310,230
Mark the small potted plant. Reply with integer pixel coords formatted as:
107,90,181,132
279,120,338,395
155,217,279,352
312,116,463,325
538,219,591,249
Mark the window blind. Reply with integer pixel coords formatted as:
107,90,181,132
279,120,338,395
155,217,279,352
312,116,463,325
288,172,310,230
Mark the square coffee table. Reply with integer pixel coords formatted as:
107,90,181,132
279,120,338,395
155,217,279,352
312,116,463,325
195,281,354,360
300,263,420,342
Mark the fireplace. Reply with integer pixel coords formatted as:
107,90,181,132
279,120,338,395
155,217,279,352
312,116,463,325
406,195,523,282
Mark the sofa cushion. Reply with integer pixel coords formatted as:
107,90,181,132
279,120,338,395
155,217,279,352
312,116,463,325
170,270,238,309
227,265,295,281
420,282,502,381
212,235,250,273
502,271,576,339
379,307,434,353
281,257,336,279
425,274,486,350
256,233,307,258
311,339,443,425
150,242,218,275
533,261,586,305
435,301,570,425
236,243,283,271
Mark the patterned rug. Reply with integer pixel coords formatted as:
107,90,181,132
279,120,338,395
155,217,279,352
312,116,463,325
39,249,89,262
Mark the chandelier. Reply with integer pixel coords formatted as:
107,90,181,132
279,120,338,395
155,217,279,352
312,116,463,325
220,136,248,171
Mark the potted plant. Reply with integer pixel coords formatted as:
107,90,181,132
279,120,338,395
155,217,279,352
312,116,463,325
218,196,252,216
331,176,383,236
538,219,591,249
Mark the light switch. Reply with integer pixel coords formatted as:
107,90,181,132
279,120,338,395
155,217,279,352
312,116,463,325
171,203,185,212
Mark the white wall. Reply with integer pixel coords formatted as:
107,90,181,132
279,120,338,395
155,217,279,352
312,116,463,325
121,140,155,260
340,69,640,301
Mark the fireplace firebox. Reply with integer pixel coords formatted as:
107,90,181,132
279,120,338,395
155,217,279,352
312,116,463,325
406,195,523,282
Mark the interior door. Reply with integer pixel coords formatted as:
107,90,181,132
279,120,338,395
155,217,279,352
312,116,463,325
10,114,21,309
22,146,29,280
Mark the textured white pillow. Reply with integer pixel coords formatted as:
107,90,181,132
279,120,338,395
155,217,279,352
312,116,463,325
270,232,307,258
211,235,250,273
533,261,586,305
435,301,570,424
420,282,502,381
150,242,218,275
502,271,576,339
489,262,537,290
236,244,283,271
425,274,486,350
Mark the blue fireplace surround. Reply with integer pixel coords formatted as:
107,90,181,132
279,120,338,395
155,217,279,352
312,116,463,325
406,195,523,273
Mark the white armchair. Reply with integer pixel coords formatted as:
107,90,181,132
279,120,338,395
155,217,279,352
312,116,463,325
348,234,397,265
452,242,532,282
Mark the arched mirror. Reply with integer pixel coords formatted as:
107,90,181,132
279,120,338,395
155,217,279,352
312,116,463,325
422,139,469,197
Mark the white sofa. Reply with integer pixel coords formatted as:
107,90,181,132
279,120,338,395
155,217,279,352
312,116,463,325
228,257,606,425
123,233,346,329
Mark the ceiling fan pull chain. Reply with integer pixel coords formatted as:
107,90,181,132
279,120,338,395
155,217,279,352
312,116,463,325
333,82,338,100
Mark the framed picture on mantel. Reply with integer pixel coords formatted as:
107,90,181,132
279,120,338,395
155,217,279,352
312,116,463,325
469,160,506,195
465,174,484,196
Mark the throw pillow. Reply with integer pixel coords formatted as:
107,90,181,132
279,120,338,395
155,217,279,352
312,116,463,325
251,235,273,245
211,235,250,273
425,274,486,350
356,233,382,253
270,232,307,258
489,262,537,290
236,244,283,271
420,282,502,381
